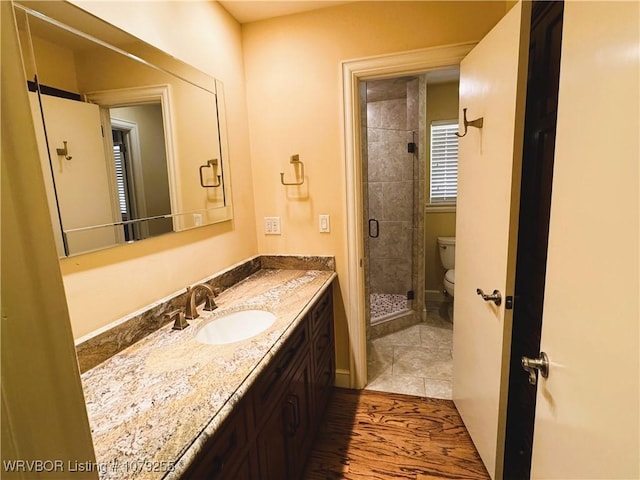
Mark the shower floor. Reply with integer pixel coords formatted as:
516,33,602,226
370,293,408,324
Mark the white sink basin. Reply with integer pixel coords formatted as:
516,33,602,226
194,309,276,345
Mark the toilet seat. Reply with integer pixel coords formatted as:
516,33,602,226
445,269,455,285
443,269,455,297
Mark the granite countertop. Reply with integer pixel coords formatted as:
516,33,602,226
80,268,336,480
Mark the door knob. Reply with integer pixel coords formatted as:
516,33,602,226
476,288,502,306
521,352,549,385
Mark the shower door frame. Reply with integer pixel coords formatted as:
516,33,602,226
360,76,421,336
341,42,475,389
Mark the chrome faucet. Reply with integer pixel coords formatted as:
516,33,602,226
184,283,217,320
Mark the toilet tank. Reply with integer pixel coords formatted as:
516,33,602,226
437,236,456,270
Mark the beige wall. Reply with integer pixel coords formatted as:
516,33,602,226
425,81,459,291
2,1,97,474
64,0,257,338
31,35,79,92
242,1,508,374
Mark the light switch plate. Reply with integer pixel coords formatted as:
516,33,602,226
319,214,330,233
264,217,281,234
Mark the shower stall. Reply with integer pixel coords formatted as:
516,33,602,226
361,76,425,339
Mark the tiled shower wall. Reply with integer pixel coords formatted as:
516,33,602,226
365,78,419,299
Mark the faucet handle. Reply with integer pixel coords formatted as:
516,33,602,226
166,309,189,330
203,294,217,311
202,284,218,311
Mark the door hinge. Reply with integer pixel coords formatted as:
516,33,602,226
505,295,514,309
407,290,415,300
407,142,416,153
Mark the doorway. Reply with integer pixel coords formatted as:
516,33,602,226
341,43,474,390
109,103,173,241
361,69,462,398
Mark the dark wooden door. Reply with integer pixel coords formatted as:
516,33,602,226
503,2,564,478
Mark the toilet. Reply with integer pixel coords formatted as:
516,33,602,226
437,236,456,297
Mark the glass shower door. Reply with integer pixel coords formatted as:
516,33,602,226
362,76,418,326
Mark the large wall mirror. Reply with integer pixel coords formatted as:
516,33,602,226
14,1,233,257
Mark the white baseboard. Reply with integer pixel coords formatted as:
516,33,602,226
425,289,447,302
334,368,351,388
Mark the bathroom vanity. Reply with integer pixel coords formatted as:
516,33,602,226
78,258,336,480
183,285,334,479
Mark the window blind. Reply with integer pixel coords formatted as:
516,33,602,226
430,122,459,203
112,144,129,216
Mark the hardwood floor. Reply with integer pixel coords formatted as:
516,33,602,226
304,388,489,480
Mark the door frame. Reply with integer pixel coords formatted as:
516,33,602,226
110,117,147,221
109,116,151,241
85,84,181,231
341,42,476,388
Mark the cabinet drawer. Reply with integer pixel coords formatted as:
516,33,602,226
182,406,249,479
252,319,309,425
310,287,332,337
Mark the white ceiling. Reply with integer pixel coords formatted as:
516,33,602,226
219,1,354,24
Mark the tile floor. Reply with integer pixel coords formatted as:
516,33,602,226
366,300,453,399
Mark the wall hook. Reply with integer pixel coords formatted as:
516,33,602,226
455,108,484,138
56,141,72,160
280,154,305,186
199,159,221,188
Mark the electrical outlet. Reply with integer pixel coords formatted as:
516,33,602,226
264,217,281,235
319,214,330,233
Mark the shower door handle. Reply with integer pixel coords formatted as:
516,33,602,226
368,219,379,238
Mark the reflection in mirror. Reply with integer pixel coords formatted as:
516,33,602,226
14,2,232,257
110,103,172,241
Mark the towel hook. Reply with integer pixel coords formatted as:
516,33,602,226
199,159,221,188
56,141,72,160
280,154,305,186
455,108,484,138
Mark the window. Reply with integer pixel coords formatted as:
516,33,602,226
430,121,459,204
112,129,131,217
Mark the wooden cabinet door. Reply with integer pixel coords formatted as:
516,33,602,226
257,347,314,480
284,354,314,479
256,405,289,479
181,405,253,480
